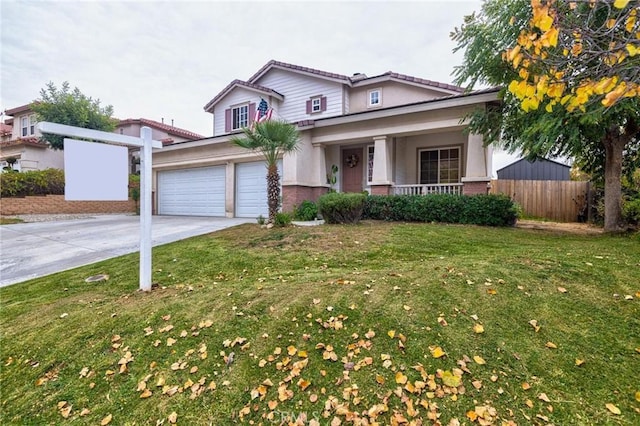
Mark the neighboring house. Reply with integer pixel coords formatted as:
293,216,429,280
497,158,571,181
153,60,498,218
0,104,203,173
0,104,63,171
116,118,204,173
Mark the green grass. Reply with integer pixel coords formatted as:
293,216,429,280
1,222,639,425
0,217,24,225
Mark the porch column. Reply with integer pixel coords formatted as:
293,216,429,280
462,133,492,195
371,135,393,195
225,161,235,217
282,131,328,211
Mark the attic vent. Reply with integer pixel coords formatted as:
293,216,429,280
350,72,367,81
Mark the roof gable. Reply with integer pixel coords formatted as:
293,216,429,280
203,79,285,112
248,60,351,85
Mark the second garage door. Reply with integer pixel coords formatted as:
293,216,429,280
235,160,282,218
158,166,225,216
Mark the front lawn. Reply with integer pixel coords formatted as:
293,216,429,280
1,222,638,425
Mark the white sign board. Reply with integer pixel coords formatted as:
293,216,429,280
64,138,128,201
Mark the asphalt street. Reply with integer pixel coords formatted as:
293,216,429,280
0,214,251,287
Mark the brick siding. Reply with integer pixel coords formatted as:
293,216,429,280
1,195,136,216
282,185,329,212
462,181,490,196
370,185,391,195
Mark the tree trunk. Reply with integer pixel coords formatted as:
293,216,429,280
602,131,626,233
266,164,280,223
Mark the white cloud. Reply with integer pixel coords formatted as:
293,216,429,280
1,0,483,136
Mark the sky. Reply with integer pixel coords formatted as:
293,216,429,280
0,0,521,173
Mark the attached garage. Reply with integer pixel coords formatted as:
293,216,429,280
235,160,282,218
157,166,225,216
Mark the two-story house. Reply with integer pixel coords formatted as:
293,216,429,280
0,105,203,173
152,60,498,218
0,104,64,171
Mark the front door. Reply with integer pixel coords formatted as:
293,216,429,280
342,147,364,193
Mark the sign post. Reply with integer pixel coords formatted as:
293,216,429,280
37,122,163,291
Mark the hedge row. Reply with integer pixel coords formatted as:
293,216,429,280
1,169,65,198
362,194,519,226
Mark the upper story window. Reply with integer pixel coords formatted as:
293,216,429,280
21,117,28,137
21,115,37,137
306,96,327,114
419,147,460,184
232,104,249,130
368,89,382,108
311,97,322,113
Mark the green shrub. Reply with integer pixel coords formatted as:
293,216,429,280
363,194,518,226
317,192,366,224
623,198,640,225
1,169,65,197
292,200,318,221
274,212,292,227
256,215,266,225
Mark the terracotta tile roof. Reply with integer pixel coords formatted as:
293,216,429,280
248,60,351,84
203,79,285,112
0,137,47,148
382,72,465,93
117,118,204,140
4,104,34,116
0,123,12,136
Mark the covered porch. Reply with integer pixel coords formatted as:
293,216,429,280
281,92,497,211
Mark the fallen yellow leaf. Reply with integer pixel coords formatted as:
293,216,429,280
605,403,621,415
473,355,486,365
635,391,640,402
395,372,408,385
473,323,485,334
545,341,557,349
168,411,178,423
388,330,396,339
140,389,152,399
522,382,531,390
100,414,113,425
575,358,585,366
430,346,446,358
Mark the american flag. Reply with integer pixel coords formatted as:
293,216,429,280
254,98,273,124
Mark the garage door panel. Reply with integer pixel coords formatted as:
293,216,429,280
236,161,282,218
158,166,225,216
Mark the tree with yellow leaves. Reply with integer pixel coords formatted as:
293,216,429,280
453,0,639,232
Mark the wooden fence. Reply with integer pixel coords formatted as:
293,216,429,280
490,179,591,223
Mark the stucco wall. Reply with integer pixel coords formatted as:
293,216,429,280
348,81,446,113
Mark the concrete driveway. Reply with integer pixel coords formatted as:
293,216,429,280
0,214,251,287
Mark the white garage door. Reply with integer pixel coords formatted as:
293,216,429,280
236,160,282,218
158,166,225,216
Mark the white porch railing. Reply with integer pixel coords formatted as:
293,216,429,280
392,183,463,195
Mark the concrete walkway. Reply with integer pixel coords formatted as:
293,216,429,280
0,214,251,287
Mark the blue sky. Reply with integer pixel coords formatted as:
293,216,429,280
0,0,521,173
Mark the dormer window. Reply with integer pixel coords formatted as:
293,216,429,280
368,89,382,108
306,96,327,114
232,104,249,130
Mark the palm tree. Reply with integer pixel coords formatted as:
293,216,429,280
231,120,300,223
